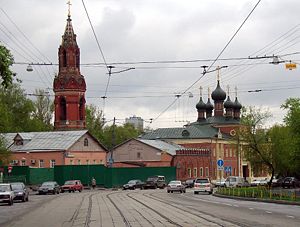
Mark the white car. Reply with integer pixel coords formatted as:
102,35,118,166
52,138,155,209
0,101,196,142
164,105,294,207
194,178,213,194
167,180,186,193
0,183,15,206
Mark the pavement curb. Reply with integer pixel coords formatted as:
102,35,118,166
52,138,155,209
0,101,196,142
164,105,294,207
213,193,300,206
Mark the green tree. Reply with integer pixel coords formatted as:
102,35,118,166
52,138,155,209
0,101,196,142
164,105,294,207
102,123,141,150
32,89,54,130
85,104,105,140
281,98,300,176
239,106,277,184
0,135,11,166
268,125,296,177
0,44,14,88
0,83,51,132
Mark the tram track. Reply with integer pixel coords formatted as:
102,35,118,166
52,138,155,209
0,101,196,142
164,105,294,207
146,191,251,227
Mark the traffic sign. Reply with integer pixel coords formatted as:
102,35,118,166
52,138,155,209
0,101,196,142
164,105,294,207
217,159,224,167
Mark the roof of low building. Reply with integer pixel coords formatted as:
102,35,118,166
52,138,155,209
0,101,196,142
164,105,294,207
1,130,100,152
138,139,184,156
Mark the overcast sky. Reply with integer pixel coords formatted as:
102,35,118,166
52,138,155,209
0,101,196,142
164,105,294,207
1,0,299,129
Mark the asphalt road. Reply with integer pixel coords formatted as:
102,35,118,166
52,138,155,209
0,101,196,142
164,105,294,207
1,189,299,227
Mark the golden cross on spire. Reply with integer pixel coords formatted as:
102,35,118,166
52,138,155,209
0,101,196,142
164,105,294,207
216,66,220,81
208,87,210,97
67,0,72,16
199,86,203,97
235,86,238,97
227,85,230,95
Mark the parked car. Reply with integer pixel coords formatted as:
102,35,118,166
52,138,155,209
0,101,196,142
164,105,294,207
224,176,247,188
271,177,284,187
0,183,15,205
193,178,213,194
184,179,195,188
214,178,226,187
123,180,144,190
143,176,166,189
167,180,186,193
282,177,300,188
11,182,29,202
38,181,60,195
250,178,268,187
61,180,83,193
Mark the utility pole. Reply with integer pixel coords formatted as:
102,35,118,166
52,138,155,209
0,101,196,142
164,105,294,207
109,117,116,168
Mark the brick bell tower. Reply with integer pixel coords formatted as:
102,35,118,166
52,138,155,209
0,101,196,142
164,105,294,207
53,11,86,130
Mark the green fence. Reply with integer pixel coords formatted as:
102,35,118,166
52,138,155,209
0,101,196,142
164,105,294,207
3,165,176,188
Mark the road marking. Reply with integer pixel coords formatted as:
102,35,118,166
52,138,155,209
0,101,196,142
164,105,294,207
223,203,233,206
249,207,254,210
233,205,239,207
265,211,272,214
287,215,295,219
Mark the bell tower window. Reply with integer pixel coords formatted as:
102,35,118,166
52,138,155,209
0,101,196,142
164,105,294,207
63,50,67,67
76,50,80,69
60,97,67,121
79,97,84,120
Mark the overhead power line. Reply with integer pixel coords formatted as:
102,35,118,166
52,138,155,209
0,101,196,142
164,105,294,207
149,0,262,125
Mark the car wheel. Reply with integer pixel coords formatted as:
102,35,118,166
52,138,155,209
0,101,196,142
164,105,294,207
22,196,26,202
79,189,82,192
183,190,186,193
167,190,170,193
53,190,56,195
194,191,199,195
69,190,71,193
61,190,64,193
26,196,29,202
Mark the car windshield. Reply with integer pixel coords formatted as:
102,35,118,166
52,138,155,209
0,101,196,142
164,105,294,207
196,179,209,183
11,184,23,190
0,185,10,191
64,181,76,185
186,179,194,183
42,182,55,187
128,180,137,184
169,181,181,184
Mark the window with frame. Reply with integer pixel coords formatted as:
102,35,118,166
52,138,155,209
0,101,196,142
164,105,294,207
137,152,141,159
21,160,26,166
86,160,89,165
205,167,209,177
193,168,197,177
84,138,88,146
50,160,56,168
200,167,203,177
229,148,232,157
100,160,103,164
93,160,96,164
78,160,81,165
70,160,73,165
187,168,192,178
39,159,44,168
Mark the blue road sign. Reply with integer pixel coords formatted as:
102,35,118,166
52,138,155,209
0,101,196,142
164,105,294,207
217,159,224,167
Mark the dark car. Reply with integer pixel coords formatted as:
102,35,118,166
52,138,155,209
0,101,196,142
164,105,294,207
185,179,195,188
11,182,29,202
61,180,83,193
123,180,144,190
143,176,166,189
38,181,60,195
282,177,300,188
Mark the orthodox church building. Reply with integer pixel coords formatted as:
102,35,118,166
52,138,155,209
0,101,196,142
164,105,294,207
141,74,250,181
3,13,107,168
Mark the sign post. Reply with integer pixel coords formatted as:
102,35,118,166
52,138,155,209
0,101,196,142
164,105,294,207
217,159,224,186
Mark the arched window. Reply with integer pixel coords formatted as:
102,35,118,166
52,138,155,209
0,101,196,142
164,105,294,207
79,97,84,120
63,50,67,67
60,97,67,121
84,138,88,146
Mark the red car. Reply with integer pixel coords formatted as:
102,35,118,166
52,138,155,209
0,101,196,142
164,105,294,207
61,180,83,193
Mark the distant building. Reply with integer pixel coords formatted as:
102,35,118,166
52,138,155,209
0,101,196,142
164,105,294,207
125,116,144,131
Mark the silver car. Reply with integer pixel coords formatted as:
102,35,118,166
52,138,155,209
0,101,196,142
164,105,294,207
167,180,186,193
